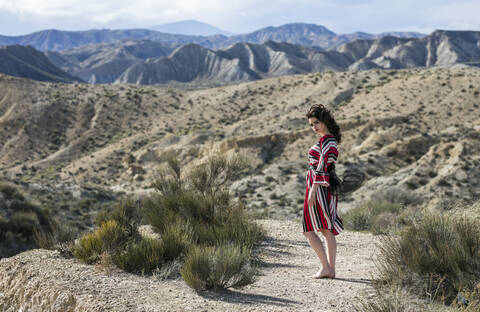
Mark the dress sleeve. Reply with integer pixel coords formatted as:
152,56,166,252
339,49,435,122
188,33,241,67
313,136,338,187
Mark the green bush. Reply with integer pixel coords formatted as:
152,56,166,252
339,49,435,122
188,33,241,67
10,211,39,235
33,219,76,253
161,222,192,262
95,198,141,237
141,193,175,233
357,284,433,312
72,231,103,264
71,154,264,291
115,237,163,274
344,207,370,231
344,200,404,233
0,182,61,258
144,154,264,248
376,213,480,305
371,187,424,207
96,220,128,253
215,206,265,249
187,154,249,197
143,153,264,289
73,220,127,264
181,244,256,291
0,182,25,201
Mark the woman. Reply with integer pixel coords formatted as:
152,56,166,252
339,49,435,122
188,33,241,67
303,104,343,279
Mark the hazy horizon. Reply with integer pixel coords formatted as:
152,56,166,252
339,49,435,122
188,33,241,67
1,0,479,36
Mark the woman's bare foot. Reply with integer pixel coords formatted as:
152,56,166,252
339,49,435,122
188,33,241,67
311,267,335,279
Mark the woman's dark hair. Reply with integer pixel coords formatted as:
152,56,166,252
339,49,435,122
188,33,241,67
306,104,342,144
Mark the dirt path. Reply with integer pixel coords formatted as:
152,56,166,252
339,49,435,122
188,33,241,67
0,220,378,312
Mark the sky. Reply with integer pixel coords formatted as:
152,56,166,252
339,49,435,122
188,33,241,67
0,0,479,36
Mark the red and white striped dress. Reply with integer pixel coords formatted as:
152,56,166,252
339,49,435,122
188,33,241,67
303,134,343,235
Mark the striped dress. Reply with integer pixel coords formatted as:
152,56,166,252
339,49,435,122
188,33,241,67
303,134,343,235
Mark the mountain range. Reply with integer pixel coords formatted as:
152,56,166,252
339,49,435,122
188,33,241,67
44,40,177,83
1,25,479,85
0,23,424,51
47,30,480,85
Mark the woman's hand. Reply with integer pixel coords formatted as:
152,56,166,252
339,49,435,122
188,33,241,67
308,186,317,208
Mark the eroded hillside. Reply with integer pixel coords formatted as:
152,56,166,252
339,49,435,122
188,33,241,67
1,67,479,220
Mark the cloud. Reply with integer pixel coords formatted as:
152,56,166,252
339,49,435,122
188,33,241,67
0,0,479,35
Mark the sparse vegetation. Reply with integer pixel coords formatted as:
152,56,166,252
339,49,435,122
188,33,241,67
0,181,73,258
72,154,264,290
115,237,164,274
73,219,128,264
344,199,405,234
181,244,257,290
359,199,480,311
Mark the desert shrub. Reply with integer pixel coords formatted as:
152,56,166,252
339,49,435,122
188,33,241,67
214,205,265,249
376,213,480,306
357,284,435,312
72,154,264,289
187,154,249,196
73,220,127,264
96,220,128,253
344,208,370,231
33,217,76,253
72,231,103,264
75,198,177,274
144,154,265,249
114,237,163,274
9,211,40,235
371,187,424,207
344,199,404,233
143,153,264,290
0,182,25,201
0,182,61,258
94,198,142,237
161,222,193,262
141,193,177,233
181,244,256,291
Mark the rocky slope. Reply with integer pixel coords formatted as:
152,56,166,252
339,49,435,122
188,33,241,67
116,43,259,84
0,45,82,83
115,41,349,84
0,67,479,220
383,30,480,67
46,40,177,83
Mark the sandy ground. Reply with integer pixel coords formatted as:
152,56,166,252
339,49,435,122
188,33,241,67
0,219,378,312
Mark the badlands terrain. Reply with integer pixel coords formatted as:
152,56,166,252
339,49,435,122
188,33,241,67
0,66,479,311
0,66,479,225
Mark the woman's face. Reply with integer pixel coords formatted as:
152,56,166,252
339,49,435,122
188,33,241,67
308,117,327,135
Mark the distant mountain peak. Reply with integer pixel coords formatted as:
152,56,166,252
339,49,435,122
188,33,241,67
149,20,234,36
255,23,337,36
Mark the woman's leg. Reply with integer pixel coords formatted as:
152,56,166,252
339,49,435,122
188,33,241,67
320,229,337,276
303,231,335,278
